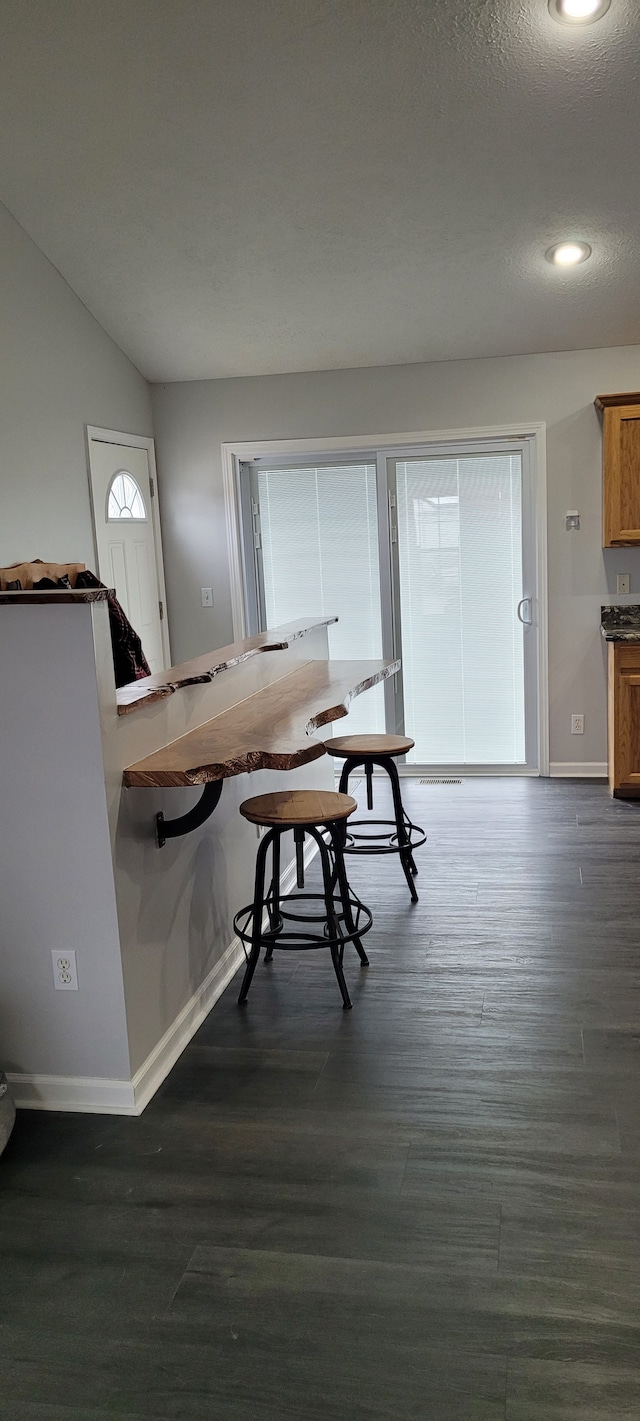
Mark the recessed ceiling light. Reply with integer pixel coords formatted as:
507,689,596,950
549,0,611,24
545,241,592,266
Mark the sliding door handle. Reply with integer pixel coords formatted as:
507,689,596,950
517,597,533,625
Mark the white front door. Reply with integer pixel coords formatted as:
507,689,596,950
87,433,168,673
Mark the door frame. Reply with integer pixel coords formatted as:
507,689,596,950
222,422,548,776
85,426,172,667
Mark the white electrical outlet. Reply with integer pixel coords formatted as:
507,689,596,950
571,715,584,735
52,949,78,990
201,587,213,607
617,574,631,595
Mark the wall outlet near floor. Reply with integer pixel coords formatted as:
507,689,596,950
617,574,631,595
571,715,585,735
52,949,78,990
201,587,214,607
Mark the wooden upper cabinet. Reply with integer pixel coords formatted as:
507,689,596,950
596,392,640,546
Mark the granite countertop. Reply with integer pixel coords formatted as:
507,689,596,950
601,606,640,641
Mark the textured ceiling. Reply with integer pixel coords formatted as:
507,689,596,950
0,0,638,380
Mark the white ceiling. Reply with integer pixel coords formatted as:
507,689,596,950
0,0,638,381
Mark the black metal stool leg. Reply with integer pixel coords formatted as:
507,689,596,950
295,826,306,887
333,756,364,888
337,759,351,796
384,756,419,903
399,805,418,875
238,828,272,1003
314,829,352,1009
264,829,281,961
330,821,369,966
365,762,374,811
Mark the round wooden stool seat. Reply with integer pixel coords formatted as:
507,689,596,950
326,734,414,759
239,788,357,829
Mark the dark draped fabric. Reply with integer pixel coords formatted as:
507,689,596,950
74,570,151,686
29,571,151,688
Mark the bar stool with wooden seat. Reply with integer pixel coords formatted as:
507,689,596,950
234,789,373,1010
324,735,426,902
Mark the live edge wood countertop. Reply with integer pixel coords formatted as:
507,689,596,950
123,659,399,787
116,616,339,714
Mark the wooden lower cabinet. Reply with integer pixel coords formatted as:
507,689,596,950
608,641,640,795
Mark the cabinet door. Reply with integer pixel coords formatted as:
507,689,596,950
603,405,640,546
611,645,640,794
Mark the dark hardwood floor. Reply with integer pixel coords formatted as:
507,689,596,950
2,778,640,1418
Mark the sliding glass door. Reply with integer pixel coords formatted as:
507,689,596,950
241,438,540,770
390,448,534,766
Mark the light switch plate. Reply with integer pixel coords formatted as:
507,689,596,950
201,587,213,607
617,574,631,595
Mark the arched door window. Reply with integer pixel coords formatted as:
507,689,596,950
107,471,147,521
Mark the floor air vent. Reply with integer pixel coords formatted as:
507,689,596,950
419,778,463,785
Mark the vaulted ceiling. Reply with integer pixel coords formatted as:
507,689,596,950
0,0,637,380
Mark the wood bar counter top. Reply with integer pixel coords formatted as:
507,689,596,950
116,616,338,714
123,658,399,787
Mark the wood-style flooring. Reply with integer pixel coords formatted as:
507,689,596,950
2,778,640,1418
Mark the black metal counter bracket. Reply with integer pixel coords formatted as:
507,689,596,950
156,780,224,848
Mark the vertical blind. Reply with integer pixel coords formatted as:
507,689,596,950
396,453,525,764
258,463,384,734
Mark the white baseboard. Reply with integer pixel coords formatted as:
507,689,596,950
6,1072,139,1114
9,937,244,1116
549,762,608,778
130,935,245,1114
7,837,318,1117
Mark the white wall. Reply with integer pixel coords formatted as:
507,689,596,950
0,200,152,569
0,603,130,1085
152,346,640,770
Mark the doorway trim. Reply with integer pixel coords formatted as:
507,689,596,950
85,426,172,667
222,422,548,776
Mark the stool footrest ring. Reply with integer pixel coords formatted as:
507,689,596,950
343,817,426,855
234,890,372,957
